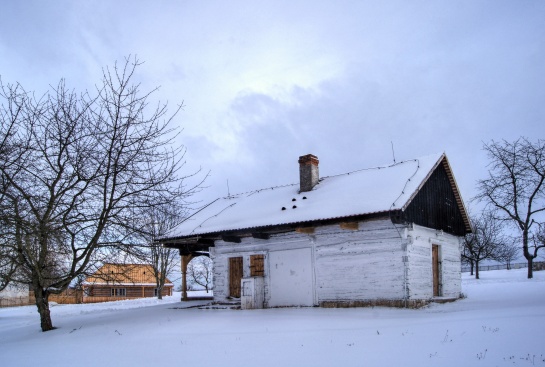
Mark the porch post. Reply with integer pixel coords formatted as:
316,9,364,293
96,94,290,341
181,254,193,301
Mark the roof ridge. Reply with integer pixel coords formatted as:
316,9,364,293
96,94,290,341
321,157,422,181
220,182,299,199
220,155,441,198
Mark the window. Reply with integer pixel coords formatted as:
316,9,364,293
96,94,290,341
111,288,126,297
250,254,265,277
154,288,158,297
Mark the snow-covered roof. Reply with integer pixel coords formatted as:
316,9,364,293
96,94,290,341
165,153,455,240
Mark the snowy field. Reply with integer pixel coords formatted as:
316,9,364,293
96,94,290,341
1,269,544,367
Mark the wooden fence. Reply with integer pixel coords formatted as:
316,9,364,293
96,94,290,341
27,289,83,305
462,261,545,273
82,296,146,304
2,293,148,308
0,296,32,308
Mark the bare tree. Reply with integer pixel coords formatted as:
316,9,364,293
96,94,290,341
0,57,197,331
0,118,23,291
0,245,18,292
461,212,504,279
187,256,213,293
494,238,520,270
461,246,476,276
134,203,185,300
476,138,545,278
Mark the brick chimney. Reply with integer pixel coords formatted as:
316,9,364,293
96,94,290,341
298,154,319,192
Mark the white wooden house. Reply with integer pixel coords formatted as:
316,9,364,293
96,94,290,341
160,153,471,308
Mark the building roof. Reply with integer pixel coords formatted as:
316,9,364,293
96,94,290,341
163,153,470,242
84,264,173,286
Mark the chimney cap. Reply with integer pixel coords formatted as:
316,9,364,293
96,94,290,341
298,154,319,165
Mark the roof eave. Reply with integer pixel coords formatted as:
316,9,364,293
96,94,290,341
159,210,396,245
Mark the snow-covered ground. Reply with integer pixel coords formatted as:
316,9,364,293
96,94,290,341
1,269,544,367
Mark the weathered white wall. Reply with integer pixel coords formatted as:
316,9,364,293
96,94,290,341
406,224,461,299
211,235,312,305
313,219,407,302
210,218,462,307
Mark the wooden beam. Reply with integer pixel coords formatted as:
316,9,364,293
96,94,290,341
197,238,215,246
296,227,315,234
251,232,271,240
340,222,359,230
222,235,241,243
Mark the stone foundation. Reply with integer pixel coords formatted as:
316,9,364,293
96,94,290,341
320,299,431,309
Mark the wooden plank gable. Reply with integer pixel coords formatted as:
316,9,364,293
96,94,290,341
401,157,470,236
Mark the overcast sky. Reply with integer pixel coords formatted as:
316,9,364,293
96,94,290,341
1,1,544,210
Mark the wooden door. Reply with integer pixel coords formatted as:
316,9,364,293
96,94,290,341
432,245,440,297
229,257,243,298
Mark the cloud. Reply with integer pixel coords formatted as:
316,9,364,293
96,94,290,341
1,0,544,207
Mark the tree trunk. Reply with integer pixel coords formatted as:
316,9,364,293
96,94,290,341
34,287,54,332
475,261,480,279
157,283,163,300
522,231,533,279
470,261,474,276
527,257,533,279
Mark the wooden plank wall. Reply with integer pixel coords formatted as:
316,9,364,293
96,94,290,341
402,163,467,236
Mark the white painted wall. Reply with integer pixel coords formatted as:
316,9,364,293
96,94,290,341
211,236,312,302
406,224,462,299
210,218,462,307
313,219,407,302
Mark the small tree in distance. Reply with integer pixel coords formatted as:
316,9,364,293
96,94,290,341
187,256,213,293
494,238,520,270
134,203,186,300
462,212,504,279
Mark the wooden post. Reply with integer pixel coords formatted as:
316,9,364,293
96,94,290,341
181,254,194,301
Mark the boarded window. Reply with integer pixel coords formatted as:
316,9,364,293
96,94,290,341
250,254,265,277
229,257,243,298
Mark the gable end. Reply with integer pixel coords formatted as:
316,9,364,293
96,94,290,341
401,159,470,236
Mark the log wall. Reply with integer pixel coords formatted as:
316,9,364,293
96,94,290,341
211,218,462,307
406,224,461,299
